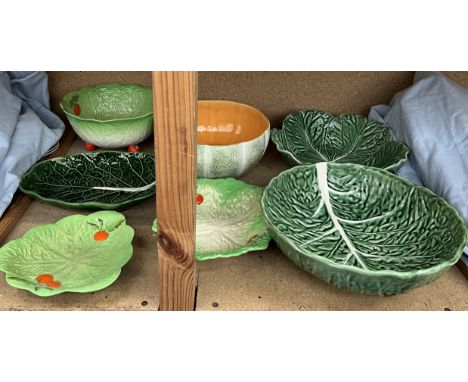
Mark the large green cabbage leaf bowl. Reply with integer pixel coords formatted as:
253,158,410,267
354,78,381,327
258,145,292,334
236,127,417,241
0,211,134,297
19,151,155,210
261,162,468,295
271,110,408,171
60,83,154,149
153,178,271,260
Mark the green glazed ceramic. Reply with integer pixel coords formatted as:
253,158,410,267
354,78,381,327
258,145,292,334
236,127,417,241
197,100,270,178
0,211,134,297
153,178,271,260
19,151,155,210
271,110,408,171
261,162,467,295
60,83,154,149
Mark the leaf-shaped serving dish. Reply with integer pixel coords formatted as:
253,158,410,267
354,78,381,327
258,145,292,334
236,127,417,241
0,211,134,297
20,151,155,210
262,163,467,295
271,110,408,171
153,178,271,260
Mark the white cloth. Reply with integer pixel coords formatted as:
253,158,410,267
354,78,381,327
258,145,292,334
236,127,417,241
369,71,468,261
0,72,64,217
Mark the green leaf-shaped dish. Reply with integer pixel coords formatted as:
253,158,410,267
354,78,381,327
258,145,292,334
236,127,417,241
271,110,408,171
262,162,468,295
19,151,155,210
153,178,271,260
60,83,154,149
0,211,134,297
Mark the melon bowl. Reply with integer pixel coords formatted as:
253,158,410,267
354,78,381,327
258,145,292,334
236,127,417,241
60,83,154,150
271,110,408,171
261,162,467,295
197,100,270,178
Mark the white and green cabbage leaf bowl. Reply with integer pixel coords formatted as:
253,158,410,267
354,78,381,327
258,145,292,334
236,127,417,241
0,211,134,297
261,162,467,295
271,110,408,171
153,178,271,260
60,83,154,149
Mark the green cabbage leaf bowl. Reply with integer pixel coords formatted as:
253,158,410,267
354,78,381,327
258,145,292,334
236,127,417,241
153,178,271,260
19,151,155,210
271,110,408,171
0,211,134,297
60,83,154,149
261,162,467,295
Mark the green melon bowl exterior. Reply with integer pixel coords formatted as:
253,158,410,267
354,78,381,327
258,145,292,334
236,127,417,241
197,129,270,178
60,83,154,148
271,110,409,171
261,163,468,295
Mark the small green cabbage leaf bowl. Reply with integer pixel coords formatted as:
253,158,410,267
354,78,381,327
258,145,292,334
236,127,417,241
0,211,134,297
19,151,155,210
271,110,408,171
60,83,154,149
153,178,271,260
261,162,467,295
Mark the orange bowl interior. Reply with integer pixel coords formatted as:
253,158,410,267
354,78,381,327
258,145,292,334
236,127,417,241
198,101,269,146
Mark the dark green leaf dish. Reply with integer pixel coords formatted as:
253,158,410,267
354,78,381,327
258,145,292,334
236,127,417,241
19,151,155,210
271,110,408,171
261,162,467,295
0,211,134,297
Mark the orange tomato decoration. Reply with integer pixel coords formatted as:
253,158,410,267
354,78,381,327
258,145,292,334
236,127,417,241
47,281,61,289
35,274,54,283
35,274,61,289
94,230,109,241
84,143,97,151
128,145,140,152
196,194,204,205
73,103,81,116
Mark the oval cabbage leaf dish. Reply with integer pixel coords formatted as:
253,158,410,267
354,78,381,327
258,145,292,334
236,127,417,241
261,162,467,295
0,211,134,297
153,178,271,260
271,110,408,171
19,151,155,210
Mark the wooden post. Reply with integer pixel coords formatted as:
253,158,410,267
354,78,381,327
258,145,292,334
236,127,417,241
152,71,197,311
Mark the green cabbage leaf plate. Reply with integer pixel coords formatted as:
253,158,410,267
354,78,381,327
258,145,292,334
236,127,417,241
153,178,271,260
0,211,134,297
271,110,408,171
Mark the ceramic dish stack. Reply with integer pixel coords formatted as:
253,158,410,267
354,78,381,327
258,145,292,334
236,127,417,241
162,100,274,260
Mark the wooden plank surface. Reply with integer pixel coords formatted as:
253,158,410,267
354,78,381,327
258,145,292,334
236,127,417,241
0,128,76,244
152,71,197,311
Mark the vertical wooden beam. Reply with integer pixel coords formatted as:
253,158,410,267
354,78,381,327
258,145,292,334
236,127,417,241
152,71,197,311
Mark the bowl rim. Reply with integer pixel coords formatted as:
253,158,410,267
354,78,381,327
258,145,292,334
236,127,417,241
59,82,154,123
198,99,270,146
19,151,156,210
271,109,409,171
261,162,468,279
